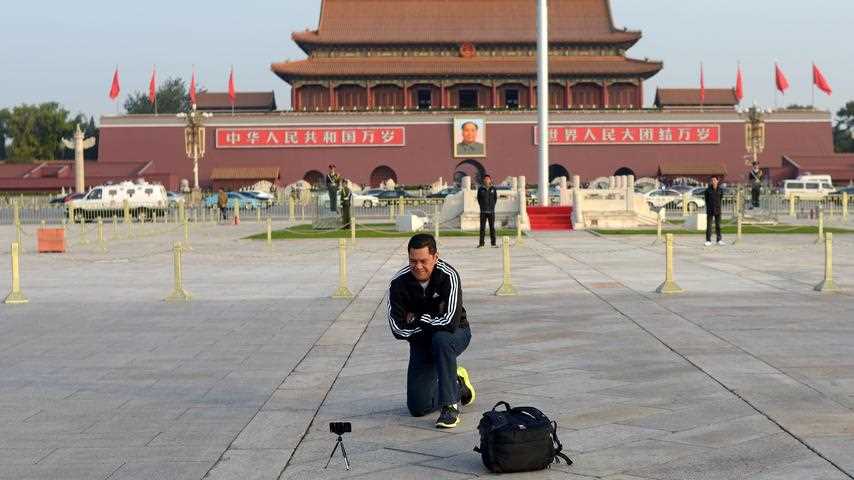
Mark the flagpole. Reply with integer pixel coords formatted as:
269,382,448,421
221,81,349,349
536,0,549,206
154,65,159,116
811,63,816,110
115,64,120,116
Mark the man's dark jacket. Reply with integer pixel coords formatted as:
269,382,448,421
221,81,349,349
704,186,723,215
388,259,468,340
477,186,498,214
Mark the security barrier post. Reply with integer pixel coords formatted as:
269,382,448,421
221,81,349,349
788,195,796,217
113,215,119,239
398,196,405,216
843,192,849,221
288,199,296,221
495,236,518,296
515,214,523,245
735,214,743,244
256,208,262,224
815,233,838,292
266,217,273,248
123,200,130,224
183,219,191,249
80,216,89,245
817,209,825,243
3,242,28,304
332,238,354,299
388,203,395,221
656,233,683,294
13,200,22,250
165,242,191,302
682,193,689,216
350,217,356,244
97,218,106,252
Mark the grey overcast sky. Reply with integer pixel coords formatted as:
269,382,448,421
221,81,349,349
2,1,851,121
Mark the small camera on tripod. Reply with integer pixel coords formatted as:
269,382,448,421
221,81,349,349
329,422,351,435
325,422,353,470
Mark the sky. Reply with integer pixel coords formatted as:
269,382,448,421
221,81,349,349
2,1,851,121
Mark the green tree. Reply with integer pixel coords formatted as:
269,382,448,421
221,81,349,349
124,77,190,114
83,116,99,160
4,103,78,163
0,108,9,160
834,101,854,153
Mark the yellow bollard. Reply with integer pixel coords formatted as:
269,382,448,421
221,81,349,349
165,242,191,302
515,214,523,246
68,204,76,225
3,242,28,304
332,238,354,299
788,195,796,217
817,210,825,243
13,200,22,251
433,204,440,245
256,208,262,224
350,217,356,244
123,200,130,224
656,233,683,294
183,219,191,249
233,200,240,224
113,215,119,239
80,216,90,245
815,233,838,292
735,214,743,245
179,202,186,224
495,236,517,296
388,203,395,221
398,196,405,216
288,199,296,221
735,190,743,217
266,217,273,248
843,192,849,221
97,218,106,252
681,193,689,216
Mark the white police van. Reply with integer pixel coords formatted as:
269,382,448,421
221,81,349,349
783,175,835,199
67,179,170,220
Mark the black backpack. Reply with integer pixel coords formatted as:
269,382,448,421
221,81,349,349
474,401,573,473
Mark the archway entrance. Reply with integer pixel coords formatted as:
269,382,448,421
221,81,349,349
453,159,486,185
303,170,324,187
370,165,398,187
549,164,571,182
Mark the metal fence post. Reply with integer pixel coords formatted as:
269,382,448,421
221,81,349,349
165,242,191,302
815,233,838,292
332,238,354,299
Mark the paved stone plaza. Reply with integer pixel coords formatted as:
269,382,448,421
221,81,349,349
0,222,852,479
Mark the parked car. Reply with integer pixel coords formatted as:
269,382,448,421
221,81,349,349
669,184,697,194
238,190,274,206
320,191,380,208
166,191,184,207
833,185,854,195
644,188,705,212
783,175,835,199
203,191,264,209
50,193,84,205
375,190,418,205
427,187,462,199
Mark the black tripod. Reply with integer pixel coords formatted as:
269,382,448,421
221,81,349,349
324,434,351,471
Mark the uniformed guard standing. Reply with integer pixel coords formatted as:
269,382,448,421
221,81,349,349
749,165,763,210
326,164,341,213
340,179,353,227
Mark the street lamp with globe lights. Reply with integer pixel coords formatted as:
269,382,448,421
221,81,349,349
177,105,212,204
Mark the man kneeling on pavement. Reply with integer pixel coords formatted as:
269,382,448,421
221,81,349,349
388,234,476,428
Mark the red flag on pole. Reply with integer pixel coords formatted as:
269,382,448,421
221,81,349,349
189,70,197,106
108,68,121,100
735,63,744,102
228,67,236,105
775,63,789,94
813,63,832,95
148,66,157,104
699,63,705,105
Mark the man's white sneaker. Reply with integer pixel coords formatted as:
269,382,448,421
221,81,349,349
717,240,726,246
704,241,712,247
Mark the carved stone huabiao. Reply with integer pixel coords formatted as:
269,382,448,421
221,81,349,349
62,125,97,194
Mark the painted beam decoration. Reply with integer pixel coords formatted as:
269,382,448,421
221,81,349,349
216,127,406,148
535,124,721,145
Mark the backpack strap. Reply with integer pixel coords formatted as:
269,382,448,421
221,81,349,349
491,401,512,412
550,421,573,466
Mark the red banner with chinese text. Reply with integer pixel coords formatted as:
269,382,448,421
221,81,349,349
216,127,406,149
534,124,720,145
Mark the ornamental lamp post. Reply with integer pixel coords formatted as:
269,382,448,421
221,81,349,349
177,105,212,204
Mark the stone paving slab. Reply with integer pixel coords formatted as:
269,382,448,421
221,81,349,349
0,225,852,479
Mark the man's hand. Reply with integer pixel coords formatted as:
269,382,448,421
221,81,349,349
405,312,416,325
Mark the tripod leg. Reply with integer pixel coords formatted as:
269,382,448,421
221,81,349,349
339,440,351,471
323,438,341,469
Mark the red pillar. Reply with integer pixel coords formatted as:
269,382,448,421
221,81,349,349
440,84,446,108
565,81,572,109
404,83,410,109
367,85,373,110
492,83,497,108
528,82,535,108
329,84,336,109
638,80,644,109
602,81,609,109
291,86,297,111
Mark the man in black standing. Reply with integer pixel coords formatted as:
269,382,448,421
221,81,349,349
749,165,763,210
704,176,724,246
325,164,341,213
388,234,476,428
476,175,498,248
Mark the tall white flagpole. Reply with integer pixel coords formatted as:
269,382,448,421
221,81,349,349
536,0,549,206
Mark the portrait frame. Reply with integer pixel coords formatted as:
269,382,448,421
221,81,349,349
453,117,487,158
